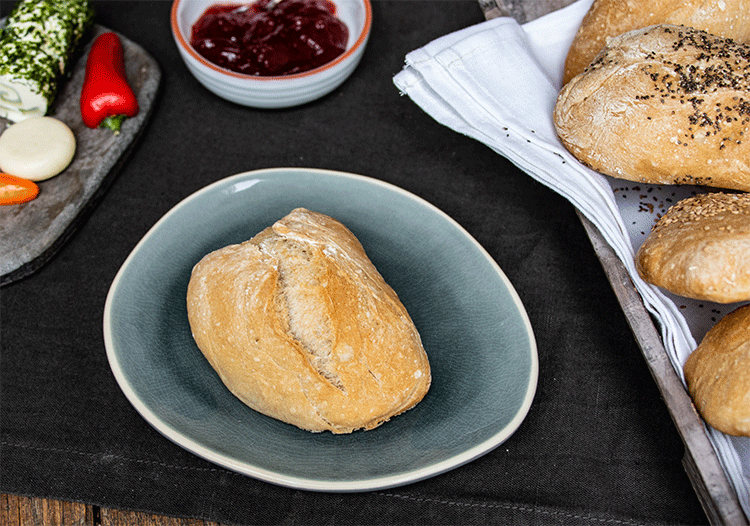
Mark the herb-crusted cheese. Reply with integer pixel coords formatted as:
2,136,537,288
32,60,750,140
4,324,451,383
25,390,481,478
0,0,93,122
0,38,58,122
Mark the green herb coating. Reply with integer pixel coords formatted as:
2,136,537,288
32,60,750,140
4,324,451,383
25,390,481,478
0,0,93,121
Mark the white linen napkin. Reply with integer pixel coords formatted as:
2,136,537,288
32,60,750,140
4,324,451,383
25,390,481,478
393,0,750,515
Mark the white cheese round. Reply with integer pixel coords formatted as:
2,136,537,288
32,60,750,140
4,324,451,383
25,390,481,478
0,116,76,181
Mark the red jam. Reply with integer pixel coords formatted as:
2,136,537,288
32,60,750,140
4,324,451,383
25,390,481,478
190,0,349,76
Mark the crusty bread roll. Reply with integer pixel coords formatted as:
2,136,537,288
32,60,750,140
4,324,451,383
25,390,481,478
555,24,750,192
684,304,750,437
186,208,431,433
563,0,750,85
636,192,750,303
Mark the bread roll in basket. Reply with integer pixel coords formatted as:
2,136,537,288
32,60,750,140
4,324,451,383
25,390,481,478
563,0,750,85
555,24,750,192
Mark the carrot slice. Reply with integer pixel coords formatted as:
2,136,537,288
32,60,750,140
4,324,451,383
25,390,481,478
0,172,39,205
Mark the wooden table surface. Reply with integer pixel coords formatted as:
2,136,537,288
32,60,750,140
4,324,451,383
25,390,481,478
1,494,224,526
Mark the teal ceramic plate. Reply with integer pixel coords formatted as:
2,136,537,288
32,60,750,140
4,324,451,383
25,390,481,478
103,168,538,491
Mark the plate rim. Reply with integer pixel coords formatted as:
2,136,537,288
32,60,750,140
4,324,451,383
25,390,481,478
102,167,538,492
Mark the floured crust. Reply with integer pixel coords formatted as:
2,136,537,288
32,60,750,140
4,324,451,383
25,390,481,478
563,0,750,85
684,304,750,437
636,192,750,302
186,208,431,433
555,24,750,192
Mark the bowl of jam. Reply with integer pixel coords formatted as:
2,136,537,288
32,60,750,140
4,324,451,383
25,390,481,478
171,0,372,108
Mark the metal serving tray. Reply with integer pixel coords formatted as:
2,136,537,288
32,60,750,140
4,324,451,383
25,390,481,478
477,1,748,523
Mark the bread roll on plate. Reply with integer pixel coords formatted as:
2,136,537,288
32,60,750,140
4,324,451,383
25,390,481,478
563,0,750,85
555,24,750,192
684,304,750,437
186,208,431,434
636,192,750,303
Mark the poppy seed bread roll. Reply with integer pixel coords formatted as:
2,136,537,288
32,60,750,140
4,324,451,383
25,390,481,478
554,24,750,192
186,208,431,434
562,0,750,85
636,192,750,303
684,304,750,437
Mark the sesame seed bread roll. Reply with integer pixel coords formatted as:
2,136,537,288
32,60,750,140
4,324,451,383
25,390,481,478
636,192,750,303
684,304,750,437
563,0,750,86
555,25,750,192
186,208,431,434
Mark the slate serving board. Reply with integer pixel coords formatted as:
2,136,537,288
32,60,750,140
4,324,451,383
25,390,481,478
0,23,161,286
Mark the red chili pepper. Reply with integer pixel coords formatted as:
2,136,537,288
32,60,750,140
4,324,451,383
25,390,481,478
80,32,139,134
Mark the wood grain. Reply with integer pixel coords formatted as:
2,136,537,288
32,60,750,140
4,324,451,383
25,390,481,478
1,494,93,526
100,508,224,526
480,0,576,21
0,494,227,526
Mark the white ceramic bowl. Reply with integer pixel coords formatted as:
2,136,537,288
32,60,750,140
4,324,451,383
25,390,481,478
170,0,372,109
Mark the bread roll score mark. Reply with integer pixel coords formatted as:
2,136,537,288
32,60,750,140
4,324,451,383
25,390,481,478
555,25,750,191
261,231,346,392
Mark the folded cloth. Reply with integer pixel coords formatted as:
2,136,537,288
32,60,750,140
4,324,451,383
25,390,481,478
394,0,750,516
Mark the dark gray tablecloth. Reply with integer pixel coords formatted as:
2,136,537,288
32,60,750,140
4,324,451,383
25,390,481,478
0,1,708,524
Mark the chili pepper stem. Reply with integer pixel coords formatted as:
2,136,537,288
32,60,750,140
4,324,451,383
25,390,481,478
99,114,127,134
